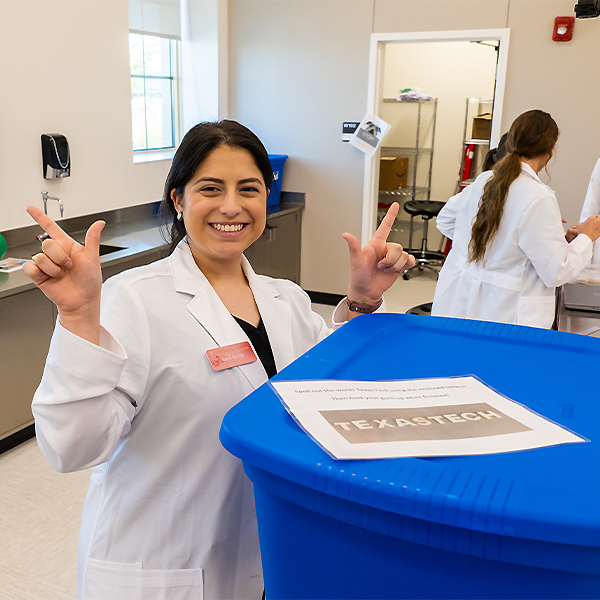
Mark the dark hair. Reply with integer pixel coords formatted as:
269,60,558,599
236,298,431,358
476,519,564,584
159,120,274,253
469,110,559,263
482,132,508,172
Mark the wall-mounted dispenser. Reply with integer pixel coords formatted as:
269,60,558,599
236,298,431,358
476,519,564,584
41,133,70,179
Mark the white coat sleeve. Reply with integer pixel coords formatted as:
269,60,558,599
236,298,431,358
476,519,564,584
32,279,151,473
518,191,593,288
436,187,472,240
580,158,600,222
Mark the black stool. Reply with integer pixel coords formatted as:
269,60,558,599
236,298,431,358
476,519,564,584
403,200,446,279
405,302,433,316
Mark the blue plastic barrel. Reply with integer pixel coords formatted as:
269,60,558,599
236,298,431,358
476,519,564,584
220,314,600,599
267,154,288,208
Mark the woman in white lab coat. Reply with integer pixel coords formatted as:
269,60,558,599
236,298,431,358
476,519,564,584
579,156,600,266
23,120,414,600
432,109,600,329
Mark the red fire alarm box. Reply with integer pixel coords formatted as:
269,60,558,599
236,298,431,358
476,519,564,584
553,16,574,41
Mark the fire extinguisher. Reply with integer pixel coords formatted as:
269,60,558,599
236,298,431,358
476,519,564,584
461,143,475,186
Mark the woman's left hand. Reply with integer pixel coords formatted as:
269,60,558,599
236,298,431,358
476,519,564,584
342,202,415,308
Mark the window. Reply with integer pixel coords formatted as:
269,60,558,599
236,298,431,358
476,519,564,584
129,32,180,152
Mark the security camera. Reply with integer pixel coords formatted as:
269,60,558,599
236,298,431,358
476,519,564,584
574,0,600,18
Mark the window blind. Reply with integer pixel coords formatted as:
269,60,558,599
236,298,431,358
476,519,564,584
129,0,181,39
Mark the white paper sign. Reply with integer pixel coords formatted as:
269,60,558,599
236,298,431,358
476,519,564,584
0,258,29,273
271,376,585,460
348,113,391,157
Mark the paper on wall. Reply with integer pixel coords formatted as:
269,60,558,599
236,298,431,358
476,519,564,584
348,113,391,157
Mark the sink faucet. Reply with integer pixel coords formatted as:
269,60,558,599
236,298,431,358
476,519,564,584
41,191,63,218
38,191,64,242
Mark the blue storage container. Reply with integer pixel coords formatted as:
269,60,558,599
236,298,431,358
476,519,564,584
220,314,600,599
267,154,288,208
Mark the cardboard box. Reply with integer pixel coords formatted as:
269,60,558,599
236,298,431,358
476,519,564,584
472,113,492,141
379,156,408,191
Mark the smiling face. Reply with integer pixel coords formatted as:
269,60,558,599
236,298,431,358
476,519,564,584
171,144,268,270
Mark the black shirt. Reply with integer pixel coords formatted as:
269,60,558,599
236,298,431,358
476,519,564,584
232,316,277,379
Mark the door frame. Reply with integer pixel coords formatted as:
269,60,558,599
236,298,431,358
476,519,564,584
360,29,511,245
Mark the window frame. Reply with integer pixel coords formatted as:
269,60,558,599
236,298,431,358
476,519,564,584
129,31,182,156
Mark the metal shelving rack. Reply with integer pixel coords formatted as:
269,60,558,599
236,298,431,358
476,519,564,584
377,97,438,245
456,98,493,193
379,97,438,202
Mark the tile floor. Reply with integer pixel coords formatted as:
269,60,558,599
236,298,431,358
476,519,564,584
0,267,439,600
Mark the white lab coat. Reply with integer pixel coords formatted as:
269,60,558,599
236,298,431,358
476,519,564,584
32,240,340,600
579,157,600,266
432,163,592,328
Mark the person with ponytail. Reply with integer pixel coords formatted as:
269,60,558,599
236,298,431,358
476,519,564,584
432,109,600,329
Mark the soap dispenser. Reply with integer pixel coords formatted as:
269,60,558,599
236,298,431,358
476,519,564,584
41,133,70,179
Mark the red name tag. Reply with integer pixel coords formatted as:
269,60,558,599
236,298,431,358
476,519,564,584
206,341,257,371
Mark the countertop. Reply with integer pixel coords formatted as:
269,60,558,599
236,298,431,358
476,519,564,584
0,194,305,300
0,202,165,300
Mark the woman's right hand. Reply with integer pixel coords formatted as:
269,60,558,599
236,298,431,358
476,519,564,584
578,215,600,243
22,206,105,345
565,223,580,243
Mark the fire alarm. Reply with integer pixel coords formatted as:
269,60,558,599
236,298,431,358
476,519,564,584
553,16,575,41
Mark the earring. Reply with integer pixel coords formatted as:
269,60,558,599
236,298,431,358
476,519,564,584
177,211,183,221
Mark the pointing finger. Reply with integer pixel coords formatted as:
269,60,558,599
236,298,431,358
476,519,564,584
26,205,74,245
373,202,399,242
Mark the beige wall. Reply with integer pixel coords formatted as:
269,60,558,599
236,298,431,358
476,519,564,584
1,0,170,232
502,0,600,225
230,0,600,294
229,0,374,295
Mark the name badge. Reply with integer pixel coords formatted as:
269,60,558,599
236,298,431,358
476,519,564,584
206,341,257,372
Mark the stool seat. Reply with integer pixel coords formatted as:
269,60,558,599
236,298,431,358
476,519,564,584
405,302,433,316
403,200,445,219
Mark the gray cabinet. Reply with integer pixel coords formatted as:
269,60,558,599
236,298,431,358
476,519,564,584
0,288,55,440
0,250,164,446
244,208,302,284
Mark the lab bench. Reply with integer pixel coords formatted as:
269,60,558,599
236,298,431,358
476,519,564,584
0,194,304,451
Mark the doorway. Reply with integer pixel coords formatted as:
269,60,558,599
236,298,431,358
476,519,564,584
360,29,511,246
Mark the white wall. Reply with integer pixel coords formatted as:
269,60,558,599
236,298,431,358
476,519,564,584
1,0,170,231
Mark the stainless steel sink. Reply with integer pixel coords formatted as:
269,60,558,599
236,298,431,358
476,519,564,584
98,244,126,256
